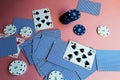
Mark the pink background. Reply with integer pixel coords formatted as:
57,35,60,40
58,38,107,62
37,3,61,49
0,0,120,80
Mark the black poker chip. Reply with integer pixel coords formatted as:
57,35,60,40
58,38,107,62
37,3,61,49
73,24,86,36
59,9,80,24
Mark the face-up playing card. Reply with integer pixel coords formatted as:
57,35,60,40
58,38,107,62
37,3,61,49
9,38,24,58
63,40,96,70
32,8,53,31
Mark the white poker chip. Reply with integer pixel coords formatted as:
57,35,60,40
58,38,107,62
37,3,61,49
19,26,32,38
9,60,27,76
97,25,110,37
4,24,16,36
48,71,63,80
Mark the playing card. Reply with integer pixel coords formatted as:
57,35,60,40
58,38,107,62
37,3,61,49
9,38,25,58
77,0,101,16
32,8,53,31
0,36,17,57
20,37,34,65
63,40,96,70
96,50,120,71
33,29,61,53
32,35,56,64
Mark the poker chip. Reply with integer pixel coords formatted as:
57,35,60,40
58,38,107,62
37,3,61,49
48,71,63,80
68,9,80,21
59,9,80,24
9,60,27,76
19,26,32,38
97,25,110,37
4,24,16,36
73,24,86,36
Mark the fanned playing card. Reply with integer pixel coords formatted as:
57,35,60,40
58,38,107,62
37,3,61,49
9,38,24,58
96,50,120,71
63,40,96,70
0,36,17,57
32,8,53,31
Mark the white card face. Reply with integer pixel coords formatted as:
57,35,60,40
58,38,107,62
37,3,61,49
32,8,53,31
9,38,24,58
63,40,96,70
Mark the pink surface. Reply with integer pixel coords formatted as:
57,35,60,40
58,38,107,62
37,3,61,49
0,0,120,80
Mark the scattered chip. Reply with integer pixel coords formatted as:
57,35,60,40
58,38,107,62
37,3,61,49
73,24,86,36
97,25,110,37
9,60,27,76
19,26,32,38
48,71,63,80
4,24,16,36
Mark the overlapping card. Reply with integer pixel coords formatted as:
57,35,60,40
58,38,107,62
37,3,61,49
96,50,120,71
0,36,18,57
9,38,24,58
63,40,96,70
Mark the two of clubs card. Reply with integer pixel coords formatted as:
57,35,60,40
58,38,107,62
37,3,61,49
32,8,53,31
63,41,96,70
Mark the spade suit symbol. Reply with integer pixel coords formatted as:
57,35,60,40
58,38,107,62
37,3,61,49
80,48,84,53
71,43,76,49
76,58,81,62
82,54,87,59
34,11,39,15
74,51,79,56
67,54,73,60
85,61,90,67
88,51,93,56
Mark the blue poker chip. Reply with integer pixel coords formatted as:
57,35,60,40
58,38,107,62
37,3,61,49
73,24,86,36
68,9,80,21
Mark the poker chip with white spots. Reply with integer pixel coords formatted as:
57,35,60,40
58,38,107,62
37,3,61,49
73,24,86,36
59,9,80,24
4,24,16,36
19,26,32,38
48,71,63,80
9,60,27,76
97,25,110,37
68,9,80,21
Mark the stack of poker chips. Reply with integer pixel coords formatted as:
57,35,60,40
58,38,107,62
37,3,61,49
59,9,80,24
